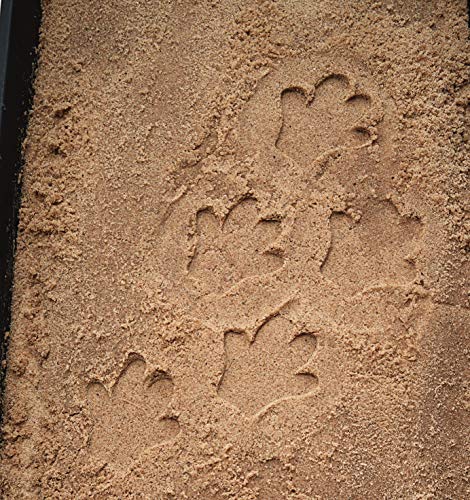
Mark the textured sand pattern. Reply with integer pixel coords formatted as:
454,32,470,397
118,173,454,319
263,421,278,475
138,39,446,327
0,1,469,498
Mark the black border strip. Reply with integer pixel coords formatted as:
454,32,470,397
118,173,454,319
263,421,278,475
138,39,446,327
0,0,42,426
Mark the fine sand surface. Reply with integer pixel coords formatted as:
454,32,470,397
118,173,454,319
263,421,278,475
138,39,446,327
1,1,469,498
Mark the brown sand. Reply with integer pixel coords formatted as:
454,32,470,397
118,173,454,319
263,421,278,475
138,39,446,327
1,1,469,498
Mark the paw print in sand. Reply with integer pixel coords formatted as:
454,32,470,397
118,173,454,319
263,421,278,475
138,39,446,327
86,356,179,466
218,316,318,416
321,199,422,294
276,74,371,168
189,198,283,294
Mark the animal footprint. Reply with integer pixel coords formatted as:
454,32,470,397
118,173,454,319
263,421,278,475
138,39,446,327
321,199,422,294
189,198,283,294
218,316,317,416
86,356,179,466
276,74,371,168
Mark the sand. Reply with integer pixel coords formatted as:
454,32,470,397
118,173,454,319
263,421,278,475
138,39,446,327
1,1,469,498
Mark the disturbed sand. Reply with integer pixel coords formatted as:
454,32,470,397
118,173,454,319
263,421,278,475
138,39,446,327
1,1,469,498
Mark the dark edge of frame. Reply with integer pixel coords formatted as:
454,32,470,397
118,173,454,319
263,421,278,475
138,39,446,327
0,0,42,429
